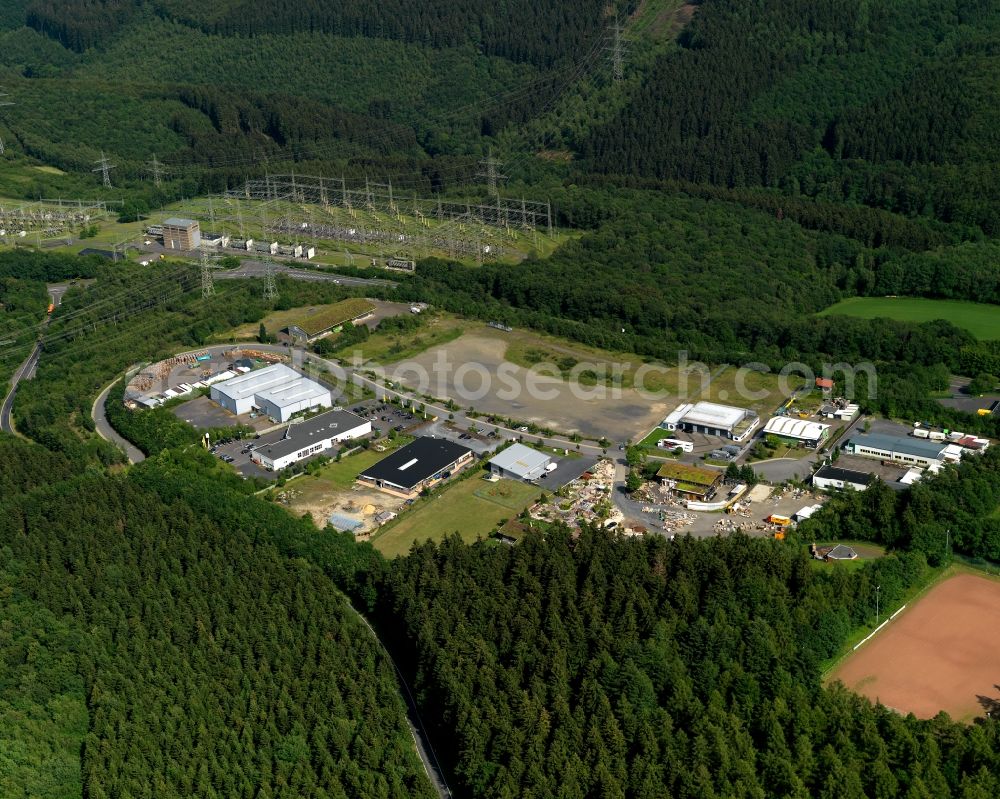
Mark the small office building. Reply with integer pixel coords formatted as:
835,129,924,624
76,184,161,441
488,443,552,481
359,437,473,497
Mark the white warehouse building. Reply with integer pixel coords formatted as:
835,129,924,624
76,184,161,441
210,363,331,420
255,377,333,423
251,409,371,471
763,416,831,448
661,401,759,442
488,443,552,481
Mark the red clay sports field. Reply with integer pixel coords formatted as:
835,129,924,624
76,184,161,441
831,573,1000,722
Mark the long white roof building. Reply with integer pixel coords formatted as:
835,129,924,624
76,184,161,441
764,416,831,445
210,363,331,420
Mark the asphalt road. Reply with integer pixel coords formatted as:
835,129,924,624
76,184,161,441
0,341,41,434
347,606,453,799
1,284,69,435
213,260,397,289
92,379,146,464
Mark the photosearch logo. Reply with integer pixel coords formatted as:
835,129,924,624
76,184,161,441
136,344,876,412
296,348,878,405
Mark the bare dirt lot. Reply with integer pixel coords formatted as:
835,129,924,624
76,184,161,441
276,475,408,535
831,573,1000,721
383,331,676,441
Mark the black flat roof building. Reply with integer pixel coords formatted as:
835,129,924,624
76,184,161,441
359,437,473,495
812,465,875,491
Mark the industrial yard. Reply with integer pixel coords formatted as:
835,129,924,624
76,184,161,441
105,317,995,561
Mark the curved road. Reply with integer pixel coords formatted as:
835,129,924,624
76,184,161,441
1,285,68,435
93,379,146,464
0,339,41,434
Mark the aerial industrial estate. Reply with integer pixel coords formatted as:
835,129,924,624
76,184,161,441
3,1,1000,796
109,339,995,551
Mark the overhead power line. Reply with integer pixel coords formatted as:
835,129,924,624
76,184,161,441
93,151,116,188
477,147,506,198
607,16,627,83
263,258,277,302
146,154,167,187
200,248,216,298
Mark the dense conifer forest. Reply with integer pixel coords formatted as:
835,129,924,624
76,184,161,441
0,438,432,798
1,0,1000,795
375,529,1000,798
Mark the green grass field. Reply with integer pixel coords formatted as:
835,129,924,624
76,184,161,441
285,437,413,497
808,540,887,573
349,314,466,365
638,428,676,448
372,476,539,557
214,301,374,343
819,297,1000,340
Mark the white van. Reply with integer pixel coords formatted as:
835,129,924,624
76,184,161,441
658,438,694,453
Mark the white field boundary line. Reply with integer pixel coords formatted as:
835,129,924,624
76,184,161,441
853,603,908,651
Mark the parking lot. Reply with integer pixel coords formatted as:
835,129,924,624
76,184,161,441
211,437,273,480
172,395,275,432
346,399,424,439
536,453,602,490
